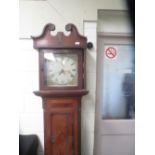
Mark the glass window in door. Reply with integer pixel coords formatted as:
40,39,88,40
102,44,135,119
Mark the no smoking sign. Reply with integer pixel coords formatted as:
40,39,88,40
105,47,117,59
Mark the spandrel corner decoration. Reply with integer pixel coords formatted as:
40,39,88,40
32,23,89,155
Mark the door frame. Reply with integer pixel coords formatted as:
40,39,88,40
94,32,135,155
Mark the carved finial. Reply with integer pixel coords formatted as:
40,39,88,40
65,23,79,36
43,23,55,33
31,23,55,39
65,24,72,31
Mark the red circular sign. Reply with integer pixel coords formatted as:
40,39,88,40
105,47,117,59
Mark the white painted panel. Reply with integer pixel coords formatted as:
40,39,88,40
86,74,96,91
98,10,132,33
82,92,96,114
86,52,97,73
100,135,135,155
99,120,135,135
81,21,97,155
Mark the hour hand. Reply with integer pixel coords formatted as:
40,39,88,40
59,69,64,75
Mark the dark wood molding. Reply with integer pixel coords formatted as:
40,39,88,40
32,23,87,49
34,89,88,97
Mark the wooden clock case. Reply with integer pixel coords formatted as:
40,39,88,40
32,23,89,155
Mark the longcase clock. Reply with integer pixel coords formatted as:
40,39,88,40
32,23,89,155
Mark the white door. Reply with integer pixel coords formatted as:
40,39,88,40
94,34,135,155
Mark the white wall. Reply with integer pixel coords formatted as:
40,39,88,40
19,1,127,155
19,0,126,38
19,40,44,155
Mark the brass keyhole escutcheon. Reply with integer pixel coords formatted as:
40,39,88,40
51,136,56,144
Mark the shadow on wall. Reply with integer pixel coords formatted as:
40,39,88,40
37,136,44,155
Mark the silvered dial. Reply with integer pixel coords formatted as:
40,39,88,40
45,53,78,86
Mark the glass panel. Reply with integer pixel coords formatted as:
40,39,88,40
102,45,135,119
44,51,78,87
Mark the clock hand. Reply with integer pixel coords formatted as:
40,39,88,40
59,69,65,75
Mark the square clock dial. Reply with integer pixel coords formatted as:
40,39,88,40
44,51,78,87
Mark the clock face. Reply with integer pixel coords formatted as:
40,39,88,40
44,52,78,87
